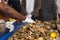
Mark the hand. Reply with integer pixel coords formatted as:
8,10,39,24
22,17,35,23
26,14,32,19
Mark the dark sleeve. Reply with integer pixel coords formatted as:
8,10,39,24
52,0,57,20
8,0,21,12
8,0,12,5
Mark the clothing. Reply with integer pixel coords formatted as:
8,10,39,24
21,0,41,16
26,0,34,14
8,0,21,12
20,0,22,4
41,0,57,21
56,0,60,13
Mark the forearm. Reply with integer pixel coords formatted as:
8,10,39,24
0,2,26,20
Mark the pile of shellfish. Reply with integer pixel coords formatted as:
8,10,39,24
8,20,60,40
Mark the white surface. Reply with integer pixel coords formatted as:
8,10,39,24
26,0,34,14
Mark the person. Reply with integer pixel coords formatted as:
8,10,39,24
56,0,60,19
21,0,41,20
0,0,35,32
41,0,57,21
0,0,35,23
8,0,21,13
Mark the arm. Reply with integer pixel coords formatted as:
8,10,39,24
0,2,26,20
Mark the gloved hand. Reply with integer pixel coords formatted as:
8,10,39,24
26,14,32,19
22,17,35,23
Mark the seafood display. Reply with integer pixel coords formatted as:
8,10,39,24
8,20,60,40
